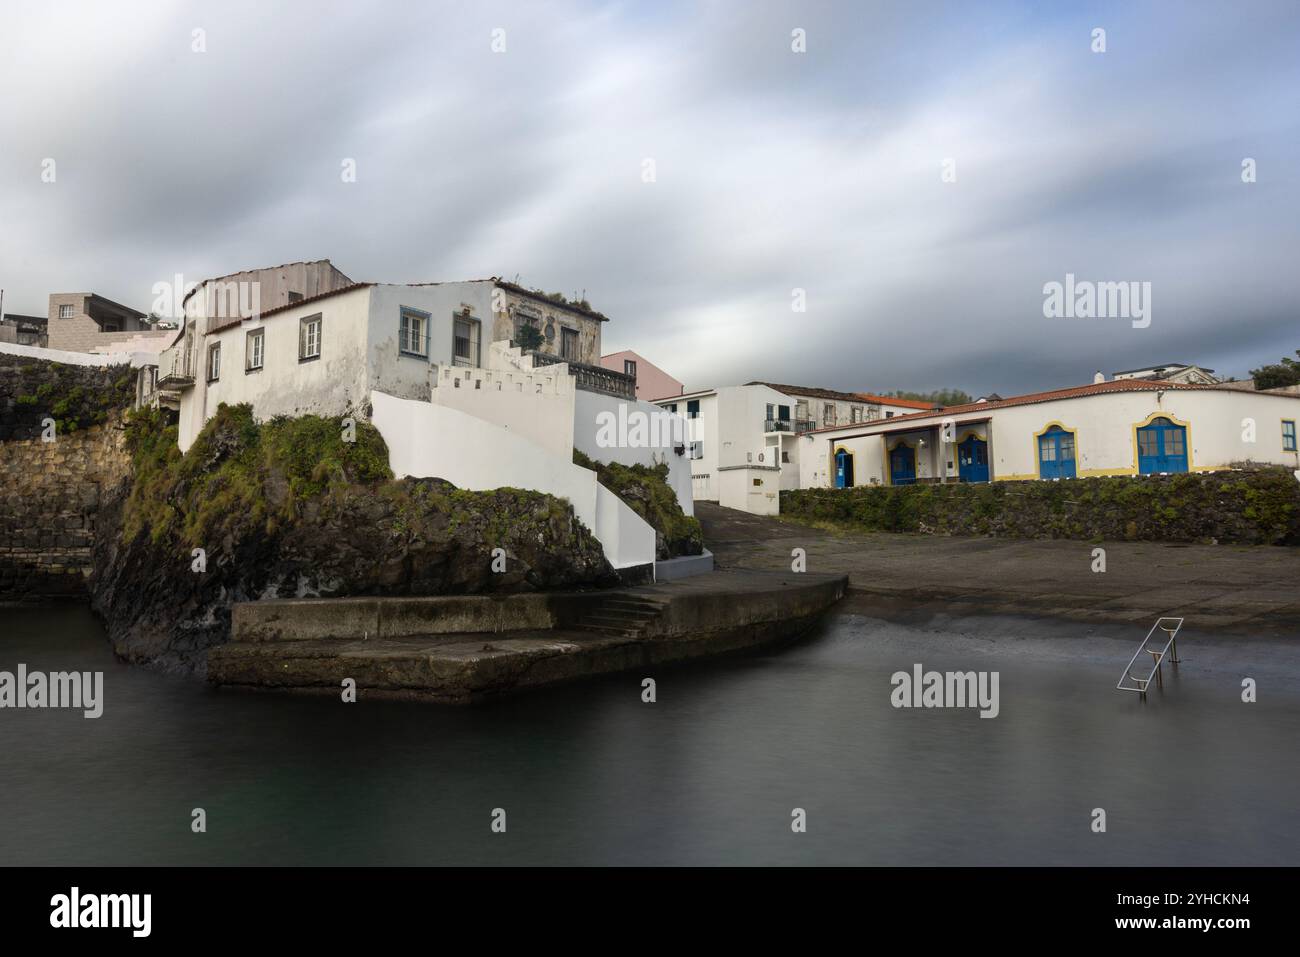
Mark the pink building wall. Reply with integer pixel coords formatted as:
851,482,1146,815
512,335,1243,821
600,350,683,402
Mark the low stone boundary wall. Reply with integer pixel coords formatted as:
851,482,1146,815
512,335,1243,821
782,468,1300,544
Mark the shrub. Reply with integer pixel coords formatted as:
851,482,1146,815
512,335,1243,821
781,469,1300,545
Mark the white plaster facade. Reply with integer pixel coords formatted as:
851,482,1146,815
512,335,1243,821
800,381,1300,489
653,384,800,505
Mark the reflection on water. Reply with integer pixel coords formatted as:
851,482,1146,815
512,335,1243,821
1,604,1297,865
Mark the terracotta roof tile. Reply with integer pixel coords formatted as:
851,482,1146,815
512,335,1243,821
808,378,1295,435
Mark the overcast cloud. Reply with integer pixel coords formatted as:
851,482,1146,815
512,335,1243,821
1,0,1297,395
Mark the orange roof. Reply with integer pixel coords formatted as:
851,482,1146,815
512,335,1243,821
853,393,934,410
809,378,1291,435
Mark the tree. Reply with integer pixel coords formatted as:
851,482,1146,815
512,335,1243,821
1250,349,1300,390
515,322,544,352
886,388,972,406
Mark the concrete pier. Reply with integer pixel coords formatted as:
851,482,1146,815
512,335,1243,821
207,569,847,702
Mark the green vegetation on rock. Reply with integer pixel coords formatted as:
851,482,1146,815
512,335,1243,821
780,470,1300,545
1,356,135,439
95,404,616,671
574,449,704,559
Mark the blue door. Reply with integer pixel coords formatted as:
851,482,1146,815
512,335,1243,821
834,448,854,488
957,435,989,483
1136,417,1188,474
1038,426,1077,480
889,444,916,485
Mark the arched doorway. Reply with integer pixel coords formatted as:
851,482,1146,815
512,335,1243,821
889,443,916,485
1136,416,1188,474
834,447,854,488
1037,425,1077,480
957,434,989,483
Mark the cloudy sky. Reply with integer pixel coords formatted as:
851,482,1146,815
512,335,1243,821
1,0,1297,395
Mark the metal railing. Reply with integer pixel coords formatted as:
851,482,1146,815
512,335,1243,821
1116,617,1184,697
764,418,794,433
156,343,195,387
528,350,636,399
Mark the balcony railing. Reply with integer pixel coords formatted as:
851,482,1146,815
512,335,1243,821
764,418,794,433
794,419,817,433
528,351,636,399
155,343,195,388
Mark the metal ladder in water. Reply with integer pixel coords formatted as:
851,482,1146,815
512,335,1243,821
1116,617,1183,697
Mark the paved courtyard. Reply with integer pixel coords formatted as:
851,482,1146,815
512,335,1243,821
696,503,1300,638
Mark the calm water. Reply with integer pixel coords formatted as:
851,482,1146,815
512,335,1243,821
1,604,1298,866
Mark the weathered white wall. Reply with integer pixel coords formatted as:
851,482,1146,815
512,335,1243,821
179,286,373,451
574,389,694,517
431,360,576,461
364,282,495,403
801,389,1300,487
370,390,655,570
718,466,780,515
988,390,1300,478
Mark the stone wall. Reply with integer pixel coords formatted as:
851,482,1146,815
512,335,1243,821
781,468,1300,545
0,413,131,600
0,351,136,441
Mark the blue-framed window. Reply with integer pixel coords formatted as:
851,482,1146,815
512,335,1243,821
399,307,430,357
1284,420,1297,452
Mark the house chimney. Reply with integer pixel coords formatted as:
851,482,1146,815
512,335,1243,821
1093,370,1106,384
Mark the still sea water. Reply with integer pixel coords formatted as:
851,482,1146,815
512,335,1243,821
2,604,1298,866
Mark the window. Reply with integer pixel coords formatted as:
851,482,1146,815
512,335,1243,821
561,327,580,360
299,314,322,361
664,403,677,414
781,450,790,463
690,441,703,460
246,328,264,371
687,399,700,419
823,403,836,426
885,411,895,419
453,315,480,367
1284,420,1297,451
398,308,427,357
851,405,863,423
624,359,637,378
206,342,221,382
287,291,303,303
58,304,74,319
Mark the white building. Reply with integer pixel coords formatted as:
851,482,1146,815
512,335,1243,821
1110,362,1220,385
744,382,933,429
153,269,690,577
651,382,933,514
652,384,809,515
799,379,1300,489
